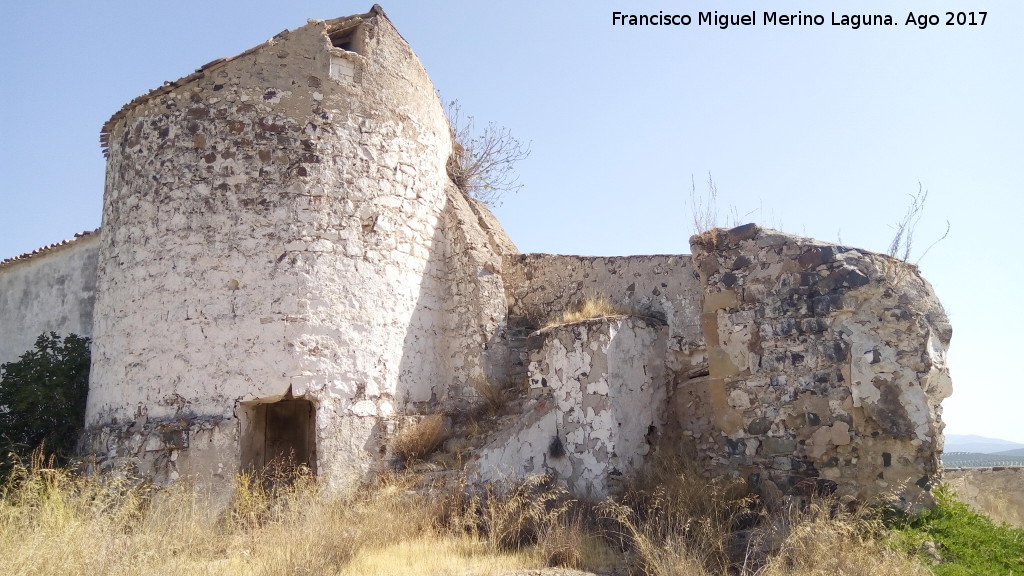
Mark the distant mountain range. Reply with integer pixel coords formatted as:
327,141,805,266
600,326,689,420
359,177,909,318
942,434,1024,468
944,434,1024,454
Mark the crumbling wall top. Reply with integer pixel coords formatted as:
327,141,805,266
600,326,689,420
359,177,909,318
99,5,388,158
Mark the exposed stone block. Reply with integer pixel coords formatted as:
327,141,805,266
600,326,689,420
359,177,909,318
690,224,951,502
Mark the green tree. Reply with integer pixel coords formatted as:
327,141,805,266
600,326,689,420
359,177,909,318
0,332,90,470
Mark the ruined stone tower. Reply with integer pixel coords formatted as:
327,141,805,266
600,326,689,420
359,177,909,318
0,5,952,504
85,6,513,486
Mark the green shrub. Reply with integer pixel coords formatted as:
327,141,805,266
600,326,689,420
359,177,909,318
888,484,1024,574
0,332,91,474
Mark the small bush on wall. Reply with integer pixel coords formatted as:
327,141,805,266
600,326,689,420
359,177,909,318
444,99,530,207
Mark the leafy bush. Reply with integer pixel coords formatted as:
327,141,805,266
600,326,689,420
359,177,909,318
887,484,1024,575
0,332,90,472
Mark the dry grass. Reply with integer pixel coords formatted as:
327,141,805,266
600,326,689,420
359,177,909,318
389,413,449,464
690,172,720,234
599,455,928,576
545,296,632,329
882,183,950,286
341,537,534,575
0,461,517,576
755,499,930,576
601,457,755,575
1,463,217,576
454,474,620,573
472,379,509,417
0,455,932,576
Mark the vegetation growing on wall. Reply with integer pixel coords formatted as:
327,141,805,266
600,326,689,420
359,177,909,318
544,296,632,329
886,183,950,265
687,173,764,235
389,414,449,464
0,332,90,474
880,184,951,285
444,99,531,207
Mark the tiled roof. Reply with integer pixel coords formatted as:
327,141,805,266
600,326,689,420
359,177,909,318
0,229,100,269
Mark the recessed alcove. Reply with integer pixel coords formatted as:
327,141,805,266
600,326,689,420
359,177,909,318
327,22,362,53
240,398,317,473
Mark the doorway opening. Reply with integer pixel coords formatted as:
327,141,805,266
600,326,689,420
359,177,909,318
240,398,317,474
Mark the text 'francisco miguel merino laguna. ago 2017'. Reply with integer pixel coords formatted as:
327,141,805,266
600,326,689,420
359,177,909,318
611,11,989,30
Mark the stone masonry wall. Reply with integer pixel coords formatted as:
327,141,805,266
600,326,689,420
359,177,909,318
503,254,705,374
944,467,1024,527
0,234,100,365
689,224,952,503
85,8,515,489
432,184,517,405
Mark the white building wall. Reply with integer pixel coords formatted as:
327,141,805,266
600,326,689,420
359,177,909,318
84,9,513,487
0,234,99,365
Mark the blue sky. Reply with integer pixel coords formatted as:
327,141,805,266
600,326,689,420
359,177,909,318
1,1,1021,442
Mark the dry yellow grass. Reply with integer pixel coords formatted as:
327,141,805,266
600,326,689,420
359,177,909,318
472,379,509,417
545,296,631,329
390,413,450,464
342,537,535,576
0,457,930,576
755,500,930,576
599,455,928,576
601,457,754,576
0,461,507,576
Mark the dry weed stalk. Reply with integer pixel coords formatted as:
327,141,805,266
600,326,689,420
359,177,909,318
688,173,760,235
690,173,720,234
390,413,449,464
884,183,950,285
601,456,754,576
479,474,573,551
472,379,509,417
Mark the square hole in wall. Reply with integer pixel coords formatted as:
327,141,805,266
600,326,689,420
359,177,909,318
328,23,362,53
240,398,317,474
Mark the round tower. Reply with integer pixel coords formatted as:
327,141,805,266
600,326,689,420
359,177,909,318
85,7,503,486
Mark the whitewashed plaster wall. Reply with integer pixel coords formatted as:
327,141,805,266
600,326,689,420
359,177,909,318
85,8,514,487
472,317,667,497
0,234,100,365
